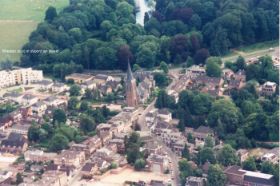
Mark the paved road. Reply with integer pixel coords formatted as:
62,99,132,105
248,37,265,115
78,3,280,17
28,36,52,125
221,47,278,62
137,73,181,186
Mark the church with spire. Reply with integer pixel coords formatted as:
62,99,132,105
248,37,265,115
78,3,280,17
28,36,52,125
126,62,139,107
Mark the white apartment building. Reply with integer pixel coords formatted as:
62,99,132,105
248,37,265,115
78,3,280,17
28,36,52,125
0,68,43,88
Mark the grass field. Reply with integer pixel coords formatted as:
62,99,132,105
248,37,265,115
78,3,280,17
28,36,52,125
0,0,68,62
0,21,38,62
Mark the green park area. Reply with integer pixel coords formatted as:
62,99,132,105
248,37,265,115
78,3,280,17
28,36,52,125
0,0,68,62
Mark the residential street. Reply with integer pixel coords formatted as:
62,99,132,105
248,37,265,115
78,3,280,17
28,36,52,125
137,72,181,186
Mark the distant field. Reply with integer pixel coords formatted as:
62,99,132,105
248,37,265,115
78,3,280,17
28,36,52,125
0,0,68,21
0,21,38,62
0,0,68,62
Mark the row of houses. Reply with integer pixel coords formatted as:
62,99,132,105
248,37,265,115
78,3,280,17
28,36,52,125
0,95,67,139
20,107,141,185
145,108,186,156
3,92,67,108
65,73,123,96
146,107,219,156
171,65,277,99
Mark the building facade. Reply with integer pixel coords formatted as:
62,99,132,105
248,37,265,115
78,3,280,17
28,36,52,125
0,68,43,88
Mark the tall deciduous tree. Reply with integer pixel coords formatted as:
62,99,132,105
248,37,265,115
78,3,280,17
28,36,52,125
69,85,81,96
242,157,257,171
208,99,242,137
217,144,238,166
198,147,216,164
206,58,222,77
48,134,69,152
117,45,133,70
207,164,227,186
53,109,66,124
80,115,96,133
45,6,57,22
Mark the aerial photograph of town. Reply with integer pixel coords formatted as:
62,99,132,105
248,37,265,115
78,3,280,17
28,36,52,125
0,0,278,185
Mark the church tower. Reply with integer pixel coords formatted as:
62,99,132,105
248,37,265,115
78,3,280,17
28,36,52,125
126,62,138,107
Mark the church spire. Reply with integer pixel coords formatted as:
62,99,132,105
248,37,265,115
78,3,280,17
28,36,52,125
126,60,138,107
127,60,134,81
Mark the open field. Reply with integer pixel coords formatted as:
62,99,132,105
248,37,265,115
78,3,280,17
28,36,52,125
0,0,68,21
0,21,38,61
0,0,68,62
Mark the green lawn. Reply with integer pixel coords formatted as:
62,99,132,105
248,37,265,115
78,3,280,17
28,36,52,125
0,21,38,61
0,0,68,21
0,0,68,62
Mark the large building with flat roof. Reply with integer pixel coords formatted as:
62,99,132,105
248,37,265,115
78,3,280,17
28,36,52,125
0,68,43,88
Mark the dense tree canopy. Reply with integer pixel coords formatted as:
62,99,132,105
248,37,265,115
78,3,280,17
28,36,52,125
20,0,278,77
208,99,242,138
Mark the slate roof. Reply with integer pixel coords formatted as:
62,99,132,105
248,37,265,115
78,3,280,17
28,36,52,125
3,92,22,98
32,101,46,108
195,75,222,85
244,172,274,186
95,74,108,80
53,82,65,87
36,80,53,86
1,132,26,148
81,163,95,172
224,165,245,176
150,180,165,186
22,94,36,100
67,73,93,80
194,126,213,134
158,108,170,115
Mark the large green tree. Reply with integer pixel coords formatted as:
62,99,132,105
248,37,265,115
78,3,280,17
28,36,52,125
217,144,238,166
208,99,242,137
45,6,57,22
206,58,222,77
48,134,69,152
53,109,66,124
69,85,81,96
242,157,257,171
80,115,96,133
198,147,216,164
207,164,227,186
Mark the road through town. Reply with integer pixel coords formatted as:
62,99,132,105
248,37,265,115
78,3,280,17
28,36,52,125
137,72,181,186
